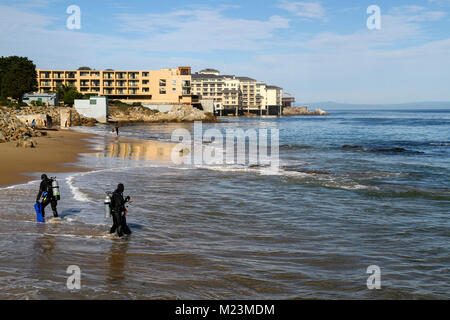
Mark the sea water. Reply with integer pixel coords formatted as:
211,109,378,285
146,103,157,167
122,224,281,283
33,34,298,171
0,109,448,299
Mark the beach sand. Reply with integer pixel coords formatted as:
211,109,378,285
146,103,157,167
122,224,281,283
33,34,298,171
0,128,180,187
0,130,96,187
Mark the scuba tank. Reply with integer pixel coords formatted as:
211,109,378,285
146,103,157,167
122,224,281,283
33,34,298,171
51,177,61,200
104,192,112,218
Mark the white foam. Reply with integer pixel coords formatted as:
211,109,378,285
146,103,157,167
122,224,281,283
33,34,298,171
66,174,92,203
0,179,38,191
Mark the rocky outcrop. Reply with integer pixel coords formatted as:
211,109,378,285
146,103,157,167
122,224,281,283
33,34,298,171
342,145,422,154
8,105,97,127
283,106,329,116
109,105,219,123
0,107,44,146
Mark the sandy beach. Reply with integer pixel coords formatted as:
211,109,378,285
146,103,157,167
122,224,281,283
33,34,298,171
0,130,96,187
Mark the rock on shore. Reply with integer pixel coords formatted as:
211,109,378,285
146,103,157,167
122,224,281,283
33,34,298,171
11,105,97,126
109,105,219,123
0,107,43,147
283,106,329,116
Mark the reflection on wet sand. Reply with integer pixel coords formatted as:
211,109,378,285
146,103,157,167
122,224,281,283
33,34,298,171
105,239,130,285
94,137,179,163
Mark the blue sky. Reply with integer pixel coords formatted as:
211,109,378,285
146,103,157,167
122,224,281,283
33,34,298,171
1,0,449,104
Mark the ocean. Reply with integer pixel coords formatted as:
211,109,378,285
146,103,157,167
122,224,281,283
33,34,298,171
0,109,448,299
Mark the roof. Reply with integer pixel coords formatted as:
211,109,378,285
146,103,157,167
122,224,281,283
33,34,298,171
23,93,57,97
200,68,220,73
236,76,256,82
266,85,282,89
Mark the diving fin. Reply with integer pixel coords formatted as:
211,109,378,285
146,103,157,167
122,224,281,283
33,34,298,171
34,202,44,223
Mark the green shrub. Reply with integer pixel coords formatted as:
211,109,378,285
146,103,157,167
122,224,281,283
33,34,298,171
30,100,44,107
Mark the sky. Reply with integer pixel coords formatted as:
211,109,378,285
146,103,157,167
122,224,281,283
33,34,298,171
0,0,449,104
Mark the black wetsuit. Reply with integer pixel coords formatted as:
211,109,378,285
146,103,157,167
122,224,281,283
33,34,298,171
109,185,131,237
36,177,58,218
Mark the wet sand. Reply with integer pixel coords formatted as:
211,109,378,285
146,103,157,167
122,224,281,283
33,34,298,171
0,130,96,187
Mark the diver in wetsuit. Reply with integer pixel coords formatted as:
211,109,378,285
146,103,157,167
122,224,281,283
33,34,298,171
36,174,58,218
109,183,131,237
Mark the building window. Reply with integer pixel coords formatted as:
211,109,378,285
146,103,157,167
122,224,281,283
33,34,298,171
160,88,166,94
90,99,97,105
160,79,166,86
172,80,176,85
143,80,149,85
172,88,176,93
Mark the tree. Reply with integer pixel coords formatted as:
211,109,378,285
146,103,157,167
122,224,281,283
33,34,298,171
0,56,37,101
56,84,83,106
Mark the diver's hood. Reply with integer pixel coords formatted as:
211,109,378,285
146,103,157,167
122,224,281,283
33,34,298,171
116,183,124,193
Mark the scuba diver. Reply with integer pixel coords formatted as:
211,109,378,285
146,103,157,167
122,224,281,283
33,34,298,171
36,174,59,219
109,183,131,237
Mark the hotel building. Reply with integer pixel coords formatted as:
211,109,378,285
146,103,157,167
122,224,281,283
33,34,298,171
35,67,192,104
192,69,282,115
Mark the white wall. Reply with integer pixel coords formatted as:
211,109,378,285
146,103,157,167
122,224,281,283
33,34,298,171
74,97,108,123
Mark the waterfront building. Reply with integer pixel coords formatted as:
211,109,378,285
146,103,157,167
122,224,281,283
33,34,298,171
282,92,296,108
35,67,192,105
265,86,283,116
22,92,58,106
191,70,241,115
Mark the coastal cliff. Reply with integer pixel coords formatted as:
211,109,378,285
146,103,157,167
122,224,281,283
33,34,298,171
283,106,328,115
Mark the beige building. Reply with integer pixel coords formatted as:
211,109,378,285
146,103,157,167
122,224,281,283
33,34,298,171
192,69,283,115
265,86,283,115
191,69,241,114
36,67,192,104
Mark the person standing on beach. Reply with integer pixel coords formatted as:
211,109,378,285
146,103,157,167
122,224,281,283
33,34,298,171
36,174,58,218
109,183,131,237
115,125,120,136
31,119,36,129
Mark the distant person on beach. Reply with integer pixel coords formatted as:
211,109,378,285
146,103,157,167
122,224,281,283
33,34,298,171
31,119,36,129
25,120,29,127
36,174,58,218
115,126,120,136
109,183,131,237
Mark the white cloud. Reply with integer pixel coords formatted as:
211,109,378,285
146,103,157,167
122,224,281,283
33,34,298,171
115,8,290,50
0,2,449,103
277,0,326,20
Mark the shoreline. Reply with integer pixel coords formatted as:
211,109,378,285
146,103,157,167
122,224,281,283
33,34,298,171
0,129,97,187
0,127,179,188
